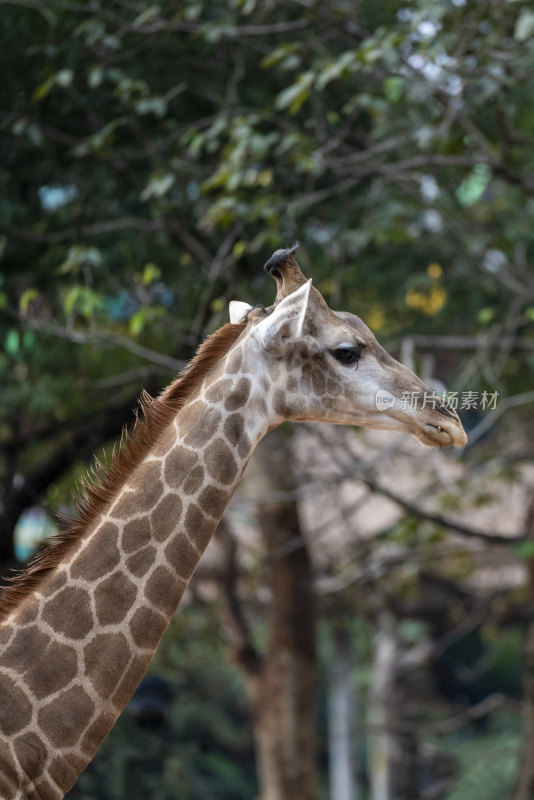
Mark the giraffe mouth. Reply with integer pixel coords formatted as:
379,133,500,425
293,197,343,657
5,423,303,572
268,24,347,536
418,422,467,448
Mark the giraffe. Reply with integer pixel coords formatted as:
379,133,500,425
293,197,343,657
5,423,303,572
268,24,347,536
0,246,466,800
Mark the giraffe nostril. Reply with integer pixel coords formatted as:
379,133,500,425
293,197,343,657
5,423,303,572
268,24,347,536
437,402,458,420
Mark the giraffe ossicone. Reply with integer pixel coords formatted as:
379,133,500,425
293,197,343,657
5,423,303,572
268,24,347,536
0,247,466,800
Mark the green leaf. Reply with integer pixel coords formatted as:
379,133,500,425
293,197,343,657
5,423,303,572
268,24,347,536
457,164,492,207
57,245,102,275
232,241,246,258
261,45,297,70
210,296,225,312
141,262,161,284
19,288,39,314
135,96,167,117
4,329,20,355
316,52,356,91
63,286,102,318
515,10,534,42
22,331,36,350
477,307,495,325
33,69,73,101
55,69,73,88
275,71,314,114
132,5,162,28
88,65,104,88
140,172,175,201
128,306,165,336
513,540,534,559
33,75,56,101
129,309,146,337
383,76,404,102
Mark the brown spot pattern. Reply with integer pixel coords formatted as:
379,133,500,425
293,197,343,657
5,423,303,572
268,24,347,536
16,599,40,626
129,606,166,649
126,545,157,578
80,710,117,755
94,571,138,626
180,404,222,448
26,642,77,700
1,625,50,675
112,654,151,709
224,377,252,411
198,485,229,519
0,672,32,735
129,460,162,495
205,378,232,404
116,462,163,514
122,516,151,553
237,434,251,459
327,377,342,396
165,535,201,580
49,756,79,793
184,504,213,550
150,426,177,458
84,632,131,697
204,438,238,485
287,375,298,392
145,566,183,616
70,523,120,581
0,769,17,800
38,685,95,748
311,364,326,395
164,445,199,489
226,349,243,374
224,413,244,446
32,775,58,800
273,389,290,418
42,586,93,639
151,494,182,542
0,624,14,647
183,465,205,495
300,364,313,393
14,732,47,781
45,571,68,596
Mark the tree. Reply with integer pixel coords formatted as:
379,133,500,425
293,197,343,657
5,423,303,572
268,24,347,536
218,434,318,800
1,1,533,797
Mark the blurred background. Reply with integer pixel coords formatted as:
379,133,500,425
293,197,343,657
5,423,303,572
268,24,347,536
1,0,534,798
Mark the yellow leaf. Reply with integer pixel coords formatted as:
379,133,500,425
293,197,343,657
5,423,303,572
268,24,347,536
427,262,442,279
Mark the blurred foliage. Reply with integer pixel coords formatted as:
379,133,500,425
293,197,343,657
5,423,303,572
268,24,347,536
441,711,520,800
1,0,533,796
1,0,533,536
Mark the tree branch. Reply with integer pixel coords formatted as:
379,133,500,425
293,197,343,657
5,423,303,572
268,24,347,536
362,474,525,545
215,520,262,675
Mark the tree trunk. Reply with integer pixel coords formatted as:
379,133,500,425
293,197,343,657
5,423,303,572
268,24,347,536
367,610,398,800
220,434,318,800
512,493,534,800
328,625,358,800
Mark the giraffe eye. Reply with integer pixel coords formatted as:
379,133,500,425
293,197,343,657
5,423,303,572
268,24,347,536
332,346,361,366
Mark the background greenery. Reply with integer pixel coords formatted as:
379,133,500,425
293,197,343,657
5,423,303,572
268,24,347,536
1,0,533,797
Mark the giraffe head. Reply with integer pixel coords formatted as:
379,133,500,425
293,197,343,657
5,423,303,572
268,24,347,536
229,246,467,448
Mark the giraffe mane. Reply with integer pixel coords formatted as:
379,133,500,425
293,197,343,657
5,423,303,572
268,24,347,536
0,320,247,621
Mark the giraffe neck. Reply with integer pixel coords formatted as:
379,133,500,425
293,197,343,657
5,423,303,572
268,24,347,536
0,347,268,800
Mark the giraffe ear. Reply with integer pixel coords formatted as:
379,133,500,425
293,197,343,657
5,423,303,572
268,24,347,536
256,279,311,355
229,301,253,323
